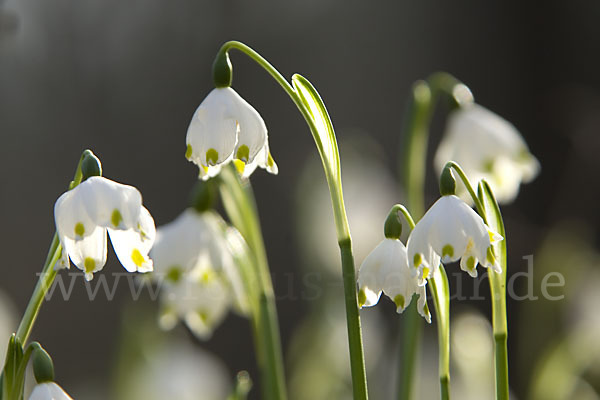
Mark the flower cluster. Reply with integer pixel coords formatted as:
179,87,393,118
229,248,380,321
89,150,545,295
150,209,250,339
185,87,278,180
54,176,155,281
358,193,502,322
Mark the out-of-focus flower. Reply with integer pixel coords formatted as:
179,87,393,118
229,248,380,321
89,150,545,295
185,87,277,180
29,382,73,400
150,209,249,340
54,176,155,281
358,238,430,322
434,104,540,204
120,340,230,400
407,195,502,282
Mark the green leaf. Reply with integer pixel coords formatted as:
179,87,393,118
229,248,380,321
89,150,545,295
291,74,349,240
478,180,507,334
430,265,451,398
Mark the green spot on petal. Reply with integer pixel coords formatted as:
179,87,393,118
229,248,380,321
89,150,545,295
267,152,275,167
233,159,246,175
422,267,430,280
423,302,430,316
442,244,454,259
206,148,219,166
466,256,476,271
111,209,123,228
413,253,423,267
185,144,193,160
198,310,209,324
394,294,405,310
74,222,85,237
358,288,367,308
131,249,145,267
236,145,250,162
166,266,182,283
84,257,95,274
482,158,495,173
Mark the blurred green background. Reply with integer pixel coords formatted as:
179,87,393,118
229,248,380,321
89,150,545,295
1,1,600,399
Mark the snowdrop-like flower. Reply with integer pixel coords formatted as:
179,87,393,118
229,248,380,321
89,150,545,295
407,195,503,281
29,382,73,400
150,209,249,339
358,238,431,322
185,87,278,180
434,104,540,204
54,176,155,281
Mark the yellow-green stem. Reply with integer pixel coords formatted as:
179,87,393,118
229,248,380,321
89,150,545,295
218,41,367,399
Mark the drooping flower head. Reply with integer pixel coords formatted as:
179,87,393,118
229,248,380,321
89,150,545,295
357,209,431,322
150,209,250,339
54,176,155,281
185,87,277,180
407,194,502,282
434,104,540,204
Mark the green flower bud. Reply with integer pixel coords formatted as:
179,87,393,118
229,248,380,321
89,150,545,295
384,209,403,240
81,151,102,181
212,49,233,88
32,346,55,383
439,164,456,196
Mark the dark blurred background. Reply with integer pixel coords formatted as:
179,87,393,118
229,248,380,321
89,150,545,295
1,1,600,399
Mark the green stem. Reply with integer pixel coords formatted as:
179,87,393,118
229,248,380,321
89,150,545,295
14,236,60,344
218,167,286,400
219,41,368,399
478,181,509,400
429,267,451,400
398,73,471,400
15,149,95,345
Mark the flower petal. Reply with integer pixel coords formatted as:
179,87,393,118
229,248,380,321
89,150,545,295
62,225,107,281
29,382,73,400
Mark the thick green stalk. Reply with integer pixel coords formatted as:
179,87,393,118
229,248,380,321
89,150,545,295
398,73,472,400
429,267,451,400
219,167,286,400
218,41,367,399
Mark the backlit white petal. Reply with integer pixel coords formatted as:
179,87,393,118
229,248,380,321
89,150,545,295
62,225,107,281
54,188,95,241
29,382,73,400
78,176,142,230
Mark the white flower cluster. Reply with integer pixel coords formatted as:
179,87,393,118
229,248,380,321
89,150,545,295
150,209,250,339
358,195,502,323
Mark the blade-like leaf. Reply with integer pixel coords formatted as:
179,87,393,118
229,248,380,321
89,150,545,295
291,74,349,240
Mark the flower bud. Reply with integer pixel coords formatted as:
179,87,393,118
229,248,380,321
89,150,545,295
439,165,456,196
384,209,402,240
212,49,233,88
32,346,54,384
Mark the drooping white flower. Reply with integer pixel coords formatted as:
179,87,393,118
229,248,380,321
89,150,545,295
54,176,155,281
407,195,503,281
150,209,250,339
185,87,277,180
29,382,73,400
358,238,431,323
434,104,540,204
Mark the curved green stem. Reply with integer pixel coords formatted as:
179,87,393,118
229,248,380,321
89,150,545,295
398,73,470,400
219,41,367,399
15,149,93,345
443,161,485,215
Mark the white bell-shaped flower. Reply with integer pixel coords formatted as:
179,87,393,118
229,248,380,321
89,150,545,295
54,176,155,281
358,238,431,323
29,382,73,400
150,209,250,339
407,195,503,280
434,104,540,204
185,87,277,180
